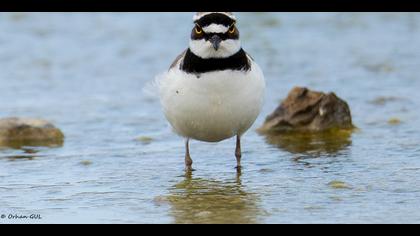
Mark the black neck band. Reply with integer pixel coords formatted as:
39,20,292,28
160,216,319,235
181,48,251,74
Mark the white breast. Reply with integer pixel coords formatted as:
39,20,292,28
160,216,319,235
158,59,265,142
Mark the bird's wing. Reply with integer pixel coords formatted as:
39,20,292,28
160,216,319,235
169,49,187,70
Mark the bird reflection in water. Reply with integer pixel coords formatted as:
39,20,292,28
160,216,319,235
166,170,263,224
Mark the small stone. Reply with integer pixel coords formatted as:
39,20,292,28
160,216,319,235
0,117,64,148
80,160,92,166
136,136,153,144
388,118,401,125
328,180,351,189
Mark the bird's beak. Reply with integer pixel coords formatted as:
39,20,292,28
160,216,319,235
209,35,222,51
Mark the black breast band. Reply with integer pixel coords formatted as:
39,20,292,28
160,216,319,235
181,48,251,74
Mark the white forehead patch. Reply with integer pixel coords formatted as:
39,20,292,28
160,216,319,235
193,12,236,21
202,24,229,34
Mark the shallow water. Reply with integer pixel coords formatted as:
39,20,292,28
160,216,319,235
1,12,420,223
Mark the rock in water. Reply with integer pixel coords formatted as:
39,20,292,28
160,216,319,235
259,87,354,133
0,117,64,148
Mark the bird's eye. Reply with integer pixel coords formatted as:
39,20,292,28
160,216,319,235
228,25,236,34
195,26,203,35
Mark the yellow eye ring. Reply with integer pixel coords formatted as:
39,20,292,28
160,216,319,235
228,26,235,34
195,26,203,34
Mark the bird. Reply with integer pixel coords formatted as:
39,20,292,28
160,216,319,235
158,12,265,171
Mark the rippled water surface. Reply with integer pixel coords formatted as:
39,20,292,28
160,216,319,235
1,13,420,223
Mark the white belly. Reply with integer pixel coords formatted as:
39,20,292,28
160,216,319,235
158,61,265,142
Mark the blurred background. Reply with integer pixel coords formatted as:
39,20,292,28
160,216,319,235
1,12,420,223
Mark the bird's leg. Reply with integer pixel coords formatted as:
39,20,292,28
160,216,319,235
185,138,193,171
235,135,242,170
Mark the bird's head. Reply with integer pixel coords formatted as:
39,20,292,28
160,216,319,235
189,12,241,59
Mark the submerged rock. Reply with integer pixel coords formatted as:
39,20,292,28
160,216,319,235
0,117,64,148
259,87,354,133
388,118,402,125
136,136,154,144
328,180,352,189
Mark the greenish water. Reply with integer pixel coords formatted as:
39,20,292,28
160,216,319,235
1,12,420,223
